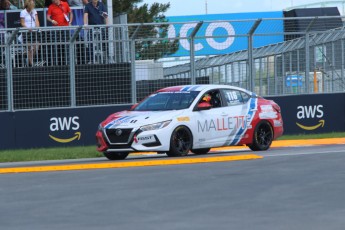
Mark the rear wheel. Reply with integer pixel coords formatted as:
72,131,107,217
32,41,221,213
191,148,210,155
249,121,273,151
167,126,192,157
103,152,129,160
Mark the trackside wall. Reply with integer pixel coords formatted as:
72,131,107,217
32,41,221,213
0,105,131,150
0,93,344,150
267,92,345,135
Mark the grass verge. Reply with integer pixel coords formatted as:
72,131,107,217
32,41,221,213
0,146,103,163
0,132,344,163
277,132,345,140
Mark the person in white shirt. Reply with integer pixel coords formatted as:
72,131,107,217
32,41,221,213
20,0,40,66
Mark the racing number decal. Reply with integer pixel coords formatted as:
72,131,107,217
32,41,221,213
226,91,238,100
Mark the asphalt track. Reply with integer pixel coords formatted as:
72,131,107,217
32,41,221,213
0,139,345,230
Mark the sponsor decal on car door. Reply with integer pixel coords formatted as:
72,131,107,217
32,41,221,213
222,90,258,146
193,107,228,148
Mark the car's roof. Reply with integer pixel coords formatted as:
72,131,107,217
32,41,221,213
157,84,251,94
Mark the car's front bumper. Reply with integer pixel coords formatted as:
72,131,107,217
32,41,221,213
96,127,172,153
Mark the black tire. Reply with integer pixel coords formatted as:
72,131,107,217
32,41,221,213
191,148,210,155
103,152,129,160
166,126,192,157
249,121,274,151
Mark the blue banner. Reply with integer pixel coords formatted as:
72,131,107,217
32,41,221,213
167,11,284,57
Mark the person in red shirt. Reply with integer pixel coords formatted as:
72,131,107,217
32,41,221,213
47,0,73,26
46,0,73,65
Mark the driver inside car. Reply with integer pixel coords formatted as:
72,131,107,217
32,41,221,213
198,93,212,108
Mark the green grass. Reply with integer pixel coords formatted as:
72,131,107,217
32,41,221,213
277,132,345,140
0,132,344,163
0,146,102,163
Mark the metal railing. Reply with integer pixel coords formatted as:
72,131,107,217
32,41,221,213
1,16,345,112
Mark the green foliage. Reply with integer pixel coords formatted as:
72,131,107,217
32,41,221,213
114,0,178,60
134,29,179,60
35,0,45,8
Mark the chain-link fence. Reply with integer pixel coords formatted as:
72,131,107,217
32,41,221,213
1,16,345,112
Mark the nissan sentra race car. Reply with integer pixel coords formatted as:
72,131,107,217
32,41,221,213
96,85,284,160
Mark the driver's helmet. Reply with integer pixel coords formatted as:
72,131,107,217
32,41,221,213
202,94,211,102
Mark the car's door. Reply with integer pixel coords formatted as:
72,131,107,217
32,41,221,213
191,89,231,149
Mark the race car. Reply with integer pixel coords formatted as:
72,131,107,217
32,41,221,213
96,85,284,160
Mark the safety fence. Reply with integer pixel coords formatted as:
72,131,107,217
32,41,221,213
1,16,345,112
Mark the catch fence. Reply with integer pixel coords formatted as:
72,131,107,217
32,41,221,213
1,16,345,112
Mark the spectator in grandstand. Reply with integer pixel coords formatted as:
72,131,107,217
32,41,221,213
47,0,73,26
20,0,40,66
83,0,108,26
0,0,17,10
0,12,4,29
47,0,73,65
0,0,7,10
68,0,88,26
83,0,108,64
68,0,83,7
0,0,10,10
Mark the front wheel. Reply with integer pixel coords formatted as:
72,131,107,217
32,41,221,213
167,126,192,157
248,121,273,151
103,152,129,160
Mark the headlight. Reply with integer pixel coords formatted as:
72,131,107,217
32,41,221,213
140,120,172,132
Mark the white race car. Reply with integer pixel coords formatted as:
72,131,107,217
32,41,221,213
96,85,284,160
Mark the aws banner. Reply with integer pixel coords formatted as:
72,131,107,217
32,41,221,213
268,93,345,135
0,105,130,150
1,93,344,150
0,113,15,150
167,11,284,56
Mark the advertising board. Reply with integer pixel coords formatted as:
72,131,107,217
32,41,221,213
167,11,284,56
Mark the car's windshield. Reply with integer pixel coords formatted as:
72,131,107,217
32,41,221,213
133,91,200,111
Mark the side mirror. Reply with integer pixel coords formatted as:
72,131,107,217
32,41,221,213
197,102,212,110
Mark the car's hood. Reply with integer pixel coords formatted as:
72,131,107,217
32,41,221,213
103,110,185,129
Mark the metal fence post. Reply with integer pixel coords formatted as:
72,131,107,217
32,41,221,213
282,54,286,94
130,25,141,104
130,40,137,104
304,18,317,94
69,26,82,107
341,39,344,84
274,55,278,95
5,28,20,111
189,21,203,85
5,41,13,112
305,33,310,93
248,19,262,92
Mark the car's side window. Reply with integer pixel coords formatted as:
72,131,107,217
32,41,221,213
197,90,222,109
223,89,243,106
240,92,251,103
209,90,222,108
